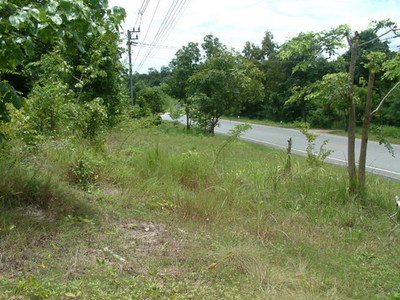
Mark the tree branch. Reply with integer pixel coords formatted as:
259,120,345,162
371,80,400,115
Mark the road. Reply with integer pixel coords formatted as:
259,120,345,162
162,114,400,180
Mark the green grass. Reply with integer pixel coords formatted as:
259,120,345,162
1,120,399,299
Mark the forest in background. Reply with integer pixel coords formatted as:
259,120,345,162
133,23,400,133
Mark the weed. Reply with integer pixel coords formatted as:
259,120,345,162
300,123,333,166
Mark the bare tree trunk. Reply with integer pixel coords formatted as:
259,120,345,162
358,71,375,194
347,33,360,194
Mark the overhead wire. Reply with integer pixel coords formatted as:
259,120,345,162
136,0,182,70
131,0,162,70
137,42,180,50
136,0,181,66
134,0,151,30
151,0,191,60
135,0,190,72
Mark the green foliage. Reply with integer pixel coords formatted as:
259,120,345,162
201,34,227,59
306,72,350,128
0,0,126,125
75,98,108,141
383,52,400,80
27,81,74,135
371,125,395,157
0,151,87,213
69,155,102,190
300,124,334,166
136,85,168,114
188,52,264,133
168,42,201,128
0,81,24,122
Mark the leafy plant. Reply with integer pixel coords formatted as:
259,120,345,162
300,124,333,166
74,98,108,141
69,154,102,190
213,123,252,166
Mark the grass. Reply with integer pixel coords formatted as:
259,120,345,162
1,120,399,299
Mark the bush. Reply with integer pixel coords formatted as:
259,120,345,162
68,154,103,190
74,98,108,141
136,86,167,114
27,80,74,135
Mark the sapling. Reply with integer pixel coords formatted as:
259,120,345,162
213,123,252,166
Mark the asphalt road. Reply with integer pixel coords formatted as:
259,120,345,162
162,114,400,181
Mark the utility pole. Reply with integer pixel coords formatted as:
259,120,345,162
127,27,140,104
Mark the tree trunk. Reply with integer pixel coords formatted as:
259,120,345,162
347,33,359,194
358,71,375,194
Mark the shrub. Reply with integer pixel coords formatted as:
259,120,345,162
27,80,74,135
69,154,102,190
74,98,108,141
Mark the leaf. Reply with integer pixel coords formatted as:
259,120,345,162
0,81,24,109
29,8,41,21
65,292,76,297
76,42,85,53
208,262,218,269
24,38,35,56
9,15,24,29
49,14,63,26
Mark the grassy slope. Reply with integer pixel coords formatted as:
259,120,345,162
1,120,399,299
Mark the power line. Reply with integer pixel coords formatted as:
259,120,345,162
151,0,191,60
136,0,189,72
134,0,151,30
132,0,162,70
136,0,181,70
137,42,180,50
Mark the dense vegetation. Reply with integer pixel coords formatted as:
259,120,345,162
0,1,399,298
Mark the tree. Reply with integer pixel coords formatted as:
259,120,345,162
169,42,201,129
344,20,399,194
187,52,264,134
136,84,169,114
306,72,350,129
355,50,400,195
201,34,227,59
0,0,126,138
278,27,347,122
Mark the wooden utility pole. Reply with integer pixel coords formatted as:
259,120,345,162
127,27,140,104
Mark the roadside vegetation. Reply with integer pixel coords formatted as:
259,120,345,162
1,1,400,298
1,120,400,299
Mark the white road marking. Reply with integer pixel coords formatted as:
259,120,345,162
233,134,400,179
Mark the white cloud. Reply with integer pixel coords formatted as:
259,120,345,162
109,0,400,73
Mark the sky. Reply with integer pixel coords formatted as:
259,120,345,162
108,0,400,74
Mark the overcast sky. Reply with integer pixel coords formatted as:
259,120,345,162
108,0,400,73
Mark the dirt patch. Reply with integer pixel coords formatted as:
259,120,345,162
119,221,183,257
92,221,186,276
